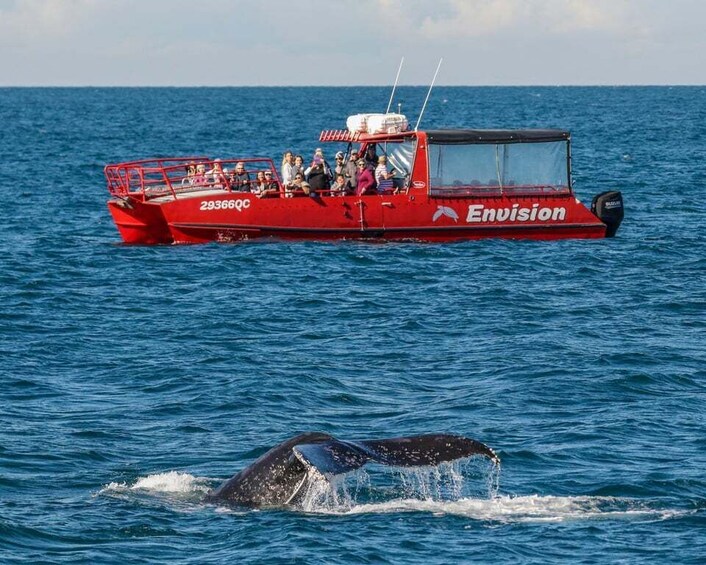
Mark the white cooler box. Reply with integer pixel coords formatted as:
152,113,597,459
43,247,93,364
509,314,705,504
346,113,409,134
346,114,374,133
366,113,409,134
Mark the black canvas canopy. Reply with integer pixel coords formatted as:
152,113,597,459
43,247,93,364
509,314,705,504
425,129,570,144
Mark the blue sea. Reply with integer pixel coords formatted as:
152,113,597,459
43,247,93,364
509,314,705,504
1,86,705,563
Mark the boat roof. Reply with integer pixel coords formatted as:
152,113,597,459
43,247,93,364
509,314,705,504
320,128,570,145
425,129,570,144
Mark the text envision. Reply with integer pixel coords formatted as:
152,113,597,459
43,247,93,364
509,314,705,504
466,203,566,223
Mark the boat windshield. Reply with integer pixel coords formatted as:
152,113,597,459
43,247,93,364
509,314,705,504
380,138,417,182
428,140,570,196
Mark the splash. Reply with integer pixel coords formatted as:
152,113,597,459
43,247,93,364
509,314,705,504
99,466,686,524
291,460,682,523
99,471,212,497
343,495,686,523
297,457,499,513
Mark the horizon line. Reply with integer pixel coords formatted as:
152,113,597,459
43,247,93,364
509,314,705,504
1,83,705,88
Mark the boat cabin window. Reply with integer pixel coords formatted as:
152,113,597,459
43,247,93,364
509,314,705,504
428,140,570,196
379,138,417,185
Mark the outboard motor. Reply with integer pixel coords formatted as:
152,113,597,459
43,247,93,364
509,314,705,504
591,191,624,237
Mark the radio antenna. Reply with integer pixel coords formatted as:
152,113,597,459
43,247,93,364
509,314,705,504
385,57,404,114
415,58,443,131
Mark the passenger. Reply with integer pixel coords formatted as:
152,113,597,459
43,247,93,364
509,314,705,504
287,171,304,197
182,162,196,186
230,161,251,192
331,173,347,197
311,149,332,181
355,159,376,196
364,145,378,171
375,155,395,193
259,170,279,198
193,163,207,186
281,151,296,188
306,155,330,192
343,150,359,192
293,154,305,179
252,171,268,196
207,159,228,189
334,151,346,177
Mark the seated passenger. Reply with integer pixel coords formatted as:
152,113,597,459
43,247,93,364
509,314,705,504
182,162,196,186
193,164,207,186
331,173,347,197
252,171,268,196
375,155,395,193
286,171,304,197
355,159,376,196
207,159,228,189
258,170,279,198
230,162,251,191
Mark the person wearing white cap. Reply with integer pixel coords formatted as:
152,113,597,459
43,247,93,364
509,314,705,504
334,151,346,177
206,158,228,189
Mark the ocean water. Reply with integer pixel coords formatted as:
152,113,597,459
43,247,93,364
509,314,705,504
0,86,705,563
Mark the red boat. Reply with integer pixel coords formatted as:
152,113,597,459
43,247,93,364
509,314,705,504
105,118,623,244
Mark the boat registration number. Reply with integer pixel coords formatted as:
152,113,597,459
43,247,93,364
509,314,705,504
200,199,251,212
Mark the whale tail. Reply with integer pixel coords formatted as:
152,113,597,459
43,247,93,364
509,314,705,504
294,434,499,476
207,432,498,508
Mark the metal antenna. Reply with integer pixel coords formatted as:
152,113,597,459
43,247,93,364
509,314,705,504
415,58,443,131
385,57,404,114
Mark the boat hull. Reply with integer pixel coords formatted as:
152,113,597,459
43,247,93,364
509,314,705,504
110,192,608,244
107,199,172,244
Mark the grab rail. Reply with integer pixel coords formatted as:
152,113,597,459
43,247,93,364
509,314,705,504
105,157,282,201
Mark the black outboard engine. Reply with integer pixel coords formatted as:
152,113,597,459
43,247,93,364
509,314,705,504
591,191,624,237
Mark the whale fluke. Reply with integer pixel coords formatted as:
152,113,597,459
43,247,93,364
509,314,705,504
207,432,498,508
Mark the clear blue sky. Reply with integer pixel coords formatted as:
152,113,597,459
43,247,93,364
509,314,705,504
1,0,704,86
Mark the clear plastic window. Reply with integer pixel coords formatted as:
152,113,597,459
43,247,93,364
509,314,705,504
428,141,569,194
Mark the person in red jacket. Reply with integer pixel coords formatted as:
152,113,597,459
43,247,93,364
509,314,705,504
355,159,376,196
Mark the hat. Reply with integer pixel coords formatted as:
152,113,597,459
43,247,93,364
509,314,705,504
335,151,344,159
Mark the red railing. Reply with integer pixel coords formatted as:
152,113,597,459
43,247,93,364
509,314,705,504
105,157,282,201
319,130,361,142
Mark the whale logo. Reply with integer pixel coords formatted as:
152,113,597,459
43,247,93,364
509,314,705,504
432,205,459,223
